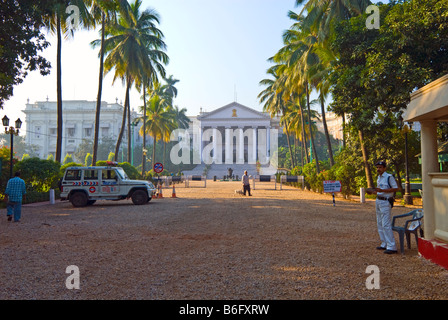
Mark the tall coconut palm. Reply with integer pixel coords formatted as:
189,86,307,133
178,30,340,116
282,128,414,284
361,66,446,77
294,0,371,40
90,0,128,165
43,0,93,163
173,106,191,129
98,0,168,162
259,64,297,169
274,14,321,173
139,93,176,168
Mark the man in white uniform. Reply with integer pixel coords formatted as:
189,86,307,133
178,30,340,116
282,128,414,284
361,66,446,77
371,161,399,254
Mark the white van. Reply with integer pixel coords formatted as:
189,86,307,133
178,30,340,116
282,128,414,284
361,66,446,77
60,163,156,207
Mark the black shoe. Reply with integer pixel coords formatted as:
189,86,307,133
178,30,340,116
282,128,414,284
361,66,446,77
7,215,12,222
384,249,397,254
376,246,386,250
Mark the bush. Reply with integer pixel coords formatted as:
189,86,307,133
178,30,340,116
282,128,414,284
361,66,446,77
60,162,82,176
14,157,61,192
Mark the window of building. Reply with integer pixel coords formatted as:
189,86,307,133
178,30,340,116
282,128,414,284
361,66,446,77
35,126,41,138
68,128,76,137
84,128,92,137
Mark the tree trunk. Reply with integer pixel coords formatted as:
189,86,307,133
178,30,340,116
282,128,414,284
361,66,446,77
306,83,319,173
55,13,63,163
92,12,105,166
298,100,309,164
127,79,131,163
358,130,374,188
320,93,334,166
142,82,147,176
152,137,156,170
284,121,295,169
394,162,404,197
114,80,131,161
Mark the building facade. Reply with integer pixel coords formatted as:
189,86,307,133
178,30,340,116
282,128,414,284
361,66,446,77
23,100,142,161
185,102,281,165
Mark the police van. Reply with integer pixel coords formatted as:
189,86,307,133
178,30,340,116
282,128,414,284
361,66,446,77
59,162,156,207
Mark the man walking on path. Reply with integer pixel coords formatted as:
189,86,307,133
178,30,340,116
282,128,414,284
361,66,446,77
5,171,26,222
242,170,252,196
368,161,399,254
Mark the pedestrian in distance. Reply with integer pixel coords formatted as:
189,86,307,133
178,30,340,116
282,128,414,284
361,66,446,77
242,170,252,196
4,171,27,222
366,161,399,254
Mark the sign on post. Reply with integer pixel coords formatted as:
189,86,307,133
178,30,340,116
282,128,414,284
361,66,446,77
323,180,342,206
323,180,342,193
153,162,164,174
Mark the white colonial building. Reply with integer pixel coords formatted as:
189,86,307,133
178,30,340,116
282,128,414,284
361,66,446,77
23,99,142,160
182,102,281,177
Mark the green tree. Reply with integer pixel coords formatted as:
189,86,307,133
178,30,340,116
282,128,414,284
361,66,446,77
90,0,128,165
14,157,60,192
139,91,176,168
0,0,52,108
98,0,168,163
43,0,93,163
63,154,74,164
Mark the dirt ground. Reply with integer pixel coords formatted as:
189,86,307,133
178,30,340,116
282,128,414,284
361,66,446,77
1,180,447,300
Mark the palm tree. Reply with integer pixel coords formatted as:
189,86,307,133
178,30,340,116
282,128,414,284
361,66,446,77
43,0,93,163
98,0,168,163
139,93,176,169
90,0,128,165
294,0,371,40
173,105,191,129
258,64,297,169
163,75,180,101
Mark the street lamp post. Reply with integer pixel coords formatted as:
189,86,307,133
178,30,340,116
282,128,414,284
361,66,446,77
404,121,413,205
2,115,22,179
130,119,140,166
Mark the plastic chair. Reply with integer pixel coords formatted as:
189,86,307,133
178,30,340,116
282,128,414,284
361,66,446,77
392,209,424,254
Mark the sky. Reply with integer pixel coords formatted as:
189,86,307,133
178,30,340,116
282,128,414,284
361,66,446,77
2,0,303,134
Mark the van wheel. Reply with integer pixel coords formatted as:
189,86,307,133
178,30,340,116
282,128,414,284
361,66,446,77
131,190,148,205
70,192,88,207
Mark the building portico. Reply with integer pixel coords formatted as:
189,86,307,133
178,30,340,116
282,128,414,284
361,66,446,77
191,102,280,166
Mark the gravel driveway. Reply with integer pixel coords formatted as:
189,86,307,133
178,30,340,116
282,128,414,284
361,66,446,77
1,181,447,300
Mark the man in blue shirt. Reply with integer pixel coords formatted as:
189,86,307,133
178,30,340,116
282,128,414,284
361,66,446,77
5,171,26,222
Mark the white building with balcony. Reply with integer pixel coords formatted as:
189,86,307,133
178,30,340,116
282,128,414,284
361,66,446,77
23,99,142,160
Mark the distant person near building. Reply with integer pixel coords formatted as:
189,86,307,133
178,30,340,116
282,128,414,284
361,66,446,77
242,170,252,196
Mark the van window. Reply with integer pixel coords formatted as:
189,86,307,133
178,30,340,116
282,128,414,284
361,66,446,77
84,170,98,180
102,169,117,180
65,169,81,181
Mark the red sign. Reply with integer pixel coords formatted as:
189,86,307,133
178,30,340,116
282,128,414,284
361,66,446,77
154,162,164,173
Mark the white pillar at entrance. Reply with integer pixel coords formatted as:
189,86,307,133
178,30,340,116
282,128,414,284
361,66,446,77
421,120,439,239
225,127,232,164
213,127,219,163
266,126,271,163
200,126,204,163
238,126,244,164
252,126,257,163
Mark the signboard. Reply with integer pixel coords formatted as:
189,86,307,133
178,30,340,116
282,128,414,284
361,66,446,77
153,162,164,174
323,180,342,193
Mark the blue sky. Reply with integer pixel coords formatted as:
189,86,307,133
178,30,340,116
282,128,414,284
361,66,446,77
3,0,302,132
